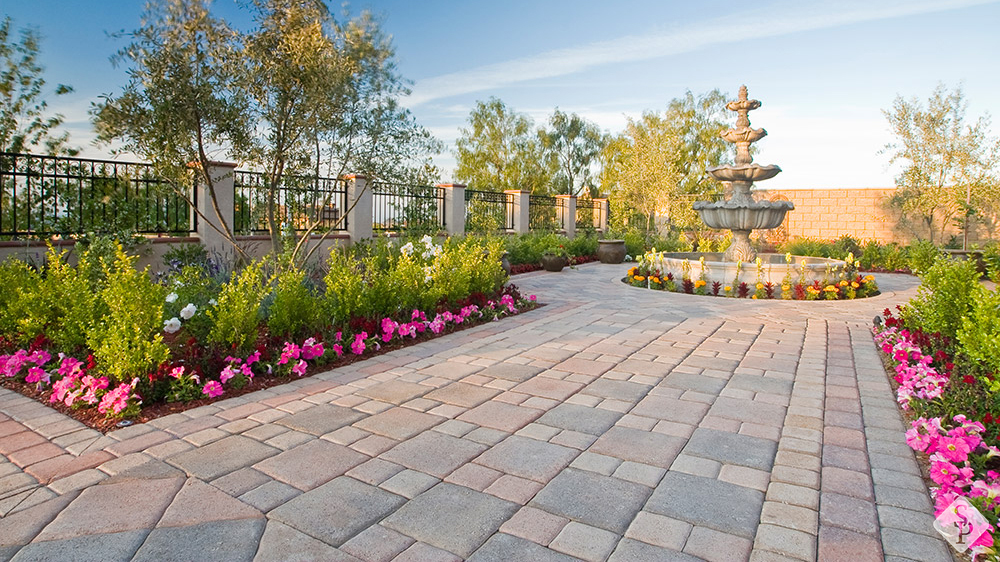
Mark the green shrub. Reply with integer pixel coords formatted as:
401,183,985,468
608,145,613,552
42,249,99,352
831,235,862,260
901,257,982,340
880,243,910,271
958,286,1000,378
906,240,943,275
982,242,1000,282
324,250,367,324
87,247,170,385
209,261,268,353
0,258,42,346
267,266,320,338
163,265,219,341
779,237,834,258
566,233,598,258
162,243,209,270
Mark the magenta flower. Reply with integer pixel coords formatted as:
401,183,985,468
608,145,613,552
292,360,307,377
202,380,224,398
28,350,51,366
278,342,301,365
334,331,343,342
25,367,49,385
333,343,344,357
57,356,83,379
169,366,186,378
246,351,261,366
381,317,398,336
98,382,138,416
351,332,367,355
937,436,973,463
220,365,237,384
300,338,325,361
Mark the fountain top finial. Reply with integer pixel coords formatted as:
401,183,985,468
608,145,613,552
721,85,765,164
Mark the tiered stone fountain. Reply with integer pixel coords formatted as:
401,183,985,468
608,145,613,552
655,85,844,286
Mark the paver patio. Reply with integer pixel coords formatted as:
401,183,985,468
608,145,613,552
0,263,955,561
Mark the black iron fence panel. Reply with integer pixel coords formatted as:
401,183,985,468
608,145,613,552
0,152,195,238
464,189,514,232
528,194,564,231
575,198,600,229
233,171,347,235
371,182,445,233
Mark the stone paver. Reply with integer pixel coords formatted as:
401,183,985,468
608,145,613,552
0,267,951,561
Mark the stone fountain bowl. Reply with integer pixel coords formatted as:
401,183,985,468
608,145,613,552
652,252,847,286
693,200,794,230
707,164,782,182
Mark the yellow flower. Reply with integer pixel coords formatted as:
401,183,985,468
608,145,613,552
651,276,660,283
694,280,706,287
864,275,875,281
807,286,819,293
635,276,646,282
824,285,838,292
782,284,790,291
851,281,859,288
839,280,848,286
628,267,638,275
752,295,758,299
724,286,732,292
756,283,763,290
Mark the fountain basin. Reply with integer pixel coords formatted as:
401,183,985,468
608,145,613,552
693,200,793,231
707,164,782,182
651,252,846,287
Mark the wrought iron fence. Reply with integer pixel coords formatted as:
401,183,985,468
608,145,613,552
233,171,347,235
464,189,513,232
0,152,195,238
371,182,445,233
575,198,600,229
528,194,564,231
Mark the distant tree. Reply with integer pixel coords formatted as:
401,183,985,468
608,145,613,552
539,109,605,197
92,0,252,258
454,98,553,193
664,89,732,199
882,83,1000,246
601,112,682,231
94,0,439,263
0,16,76,155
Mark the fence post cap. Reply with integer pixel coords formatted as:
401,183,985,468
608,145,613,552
503,189,530,194
342,173,369,180
436,183,467,189
554,194,576,199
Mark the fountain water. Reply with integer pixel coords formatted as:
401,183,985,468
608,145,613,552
653,85,846,288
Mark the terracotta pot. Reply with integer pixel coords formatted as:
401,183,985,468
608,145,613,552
597,239,627,264
540,254,567,272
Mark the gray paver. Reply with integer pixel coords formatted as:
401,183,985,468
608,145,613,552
270,476,406,546
647,471,764,539
530,468,651,534
275,404,365,435
474,435,578,482
380,430,487,478
468,533,578,562
254,521,362,561
589,426,686,468
167,435,280,480
8,529,148,562
383,483,519,557
133,519,265,562
609,538,703,562
535,403,623,435
684,427,779,471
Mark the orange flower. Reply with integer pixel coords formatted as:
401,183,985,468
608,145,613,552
635,276,646,282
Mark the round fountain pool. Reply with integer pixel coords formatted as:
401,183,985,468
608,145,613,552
652,252,847,287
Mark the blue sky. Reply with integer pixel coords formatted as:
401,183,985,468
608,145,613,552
5,0,999,189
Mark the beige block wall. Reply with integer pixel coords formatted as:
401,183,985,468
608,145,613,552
755,187,996,245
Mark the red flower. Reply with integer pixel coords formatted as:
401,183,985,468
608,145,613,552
964,375,976,385
985,413,994,424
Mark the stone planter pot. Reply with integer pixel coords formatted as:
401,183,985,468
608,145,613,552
540,254,567,272
597,239,627,264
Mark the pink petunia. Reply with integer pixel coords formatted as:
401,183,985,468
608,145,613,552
25,367,49,385
300,338,325,361
292,360,307,377
278,342,301,365
28,350,51,366
351,333,367,355
220,365,237,384
202,380,224,398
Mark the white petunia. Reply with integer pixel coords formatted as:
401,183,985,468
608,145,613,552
163,317,182,334
166,292,178,303
400,242,414,256
209,299,218,306
180,303,197,320
421,235,433,246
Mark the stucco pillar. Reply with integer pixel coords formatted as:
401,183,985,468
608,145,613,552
505,190,531,234
195,161,236,255
556,194,576,239
593,198,609,232
438,183,466,236
345,174,372,243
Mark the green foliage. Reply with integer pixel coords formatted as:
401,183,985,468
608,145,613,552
87,247,170,385
162,243,209,270
267,266,320,339
906,240,943,275
0,16,76,154
163,265,219,341
324,250,366,324
779,238,834,259
881,83,1000,244
901,257,983,340
612,227,689,257
455,98,552,194
0,258,42,345
958,286,1000,377
983,242,1000,281
209,261,268,354
40,249,99,352
539,109,605,196
566,233,598,258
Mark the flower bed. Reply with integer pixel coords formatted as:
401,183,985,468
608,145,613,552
0,235,537,431
872,255,1000,560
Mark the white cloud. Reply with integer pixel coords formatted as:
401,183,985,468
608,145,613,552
405,0,996,107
